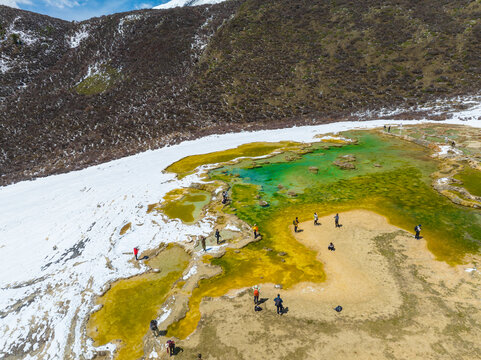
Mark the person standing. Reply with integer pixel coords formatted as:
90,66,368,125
133,247,139,261
414,224,422,240
314,212,319,225
166,340,175,356
201,236,207,252
150,319,159,336
215,229,221,244
253,224,259,239
274,294,284,315
253,286,260,304
334,213,340,228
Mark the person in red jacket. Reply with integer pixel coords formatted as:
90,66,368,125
133,247,139,261
166,339,175,356
253,286,260,304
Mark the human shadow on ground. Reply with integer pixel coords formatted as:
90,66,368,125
257,298,269,305
280,307,289,315
173,346,184,355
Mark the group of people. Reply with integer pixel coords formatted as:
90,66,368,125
253,286,285,315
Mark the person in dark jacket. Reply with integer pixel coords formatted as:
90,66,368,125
274,294,284,315
414,224,422,240
334,213,340,228
215,229,221,244
150,319,159,336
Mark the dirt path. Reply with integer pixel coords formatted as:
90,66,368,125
156,210,481,360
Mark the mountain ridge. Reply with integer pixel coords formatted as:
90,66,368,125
1,0,480,186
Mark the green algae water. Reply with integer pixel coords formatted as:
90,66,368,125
167,131,481,339
88,245,190,360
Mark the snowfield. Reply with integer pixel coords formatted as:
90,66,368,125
154,0,228,10
1,103,481,359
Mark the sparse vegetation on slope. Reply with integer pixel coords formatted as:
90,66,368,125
0,0,480,185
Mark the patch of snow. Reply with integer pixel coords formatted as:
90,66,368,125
465,268,477,273
0,99,480,358
182,265,198,280
118,14,142,36
149,349,158,358
224,224,240,232
436,145,463,157
157,307,172,324
154,0,227,10
437,177,450,185
68,25,90,48
0,55,11,73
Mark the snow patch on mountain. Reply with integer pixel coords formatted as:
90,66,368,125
154,0,228,10
68,24,90,48
0,55,12,73
0,16,39,46
118,14,143,36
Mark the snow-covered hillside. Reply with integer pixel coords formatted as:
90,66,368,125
1,100,481,358
154,0,228,9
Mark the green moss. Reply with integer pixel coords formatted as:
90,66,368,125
162,189,211,224
454,167,481,197
75,65,121,95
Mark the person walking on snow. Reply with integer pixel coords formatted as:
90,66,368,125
215,229,221,244
314,212,319,225
414,224,422,240
201,236,207,252
133,247,139,261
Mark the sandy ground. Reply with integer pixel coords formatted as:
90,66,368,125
160,210,481,360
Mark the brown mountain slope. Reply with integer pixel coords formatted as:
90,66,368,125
1,0,480,185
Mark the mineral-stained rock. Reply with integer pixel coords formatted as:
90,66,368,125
287,190,297,196
259,200,269,207
333,160,356,169
308,166,319,173
340,154,356,162
373,163,382,167
277,252,287,256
